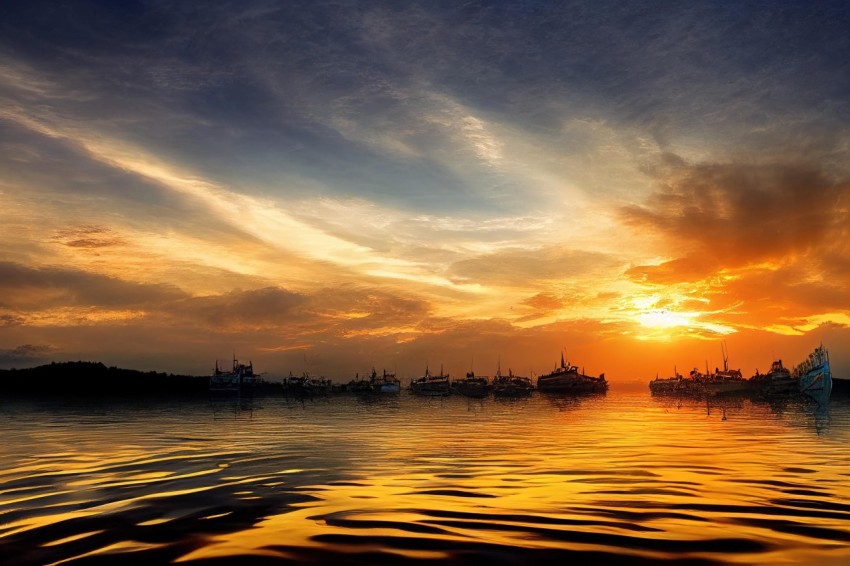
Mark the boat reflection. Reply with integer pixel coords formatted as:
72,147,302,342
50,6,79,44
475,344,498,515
540,391,606,411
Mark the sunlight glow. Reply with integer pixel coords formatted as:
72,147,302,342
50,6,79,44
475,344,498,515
637,309,694,329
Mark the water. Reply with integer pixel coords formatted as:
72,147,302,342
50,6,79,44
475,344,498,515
1,390,849,565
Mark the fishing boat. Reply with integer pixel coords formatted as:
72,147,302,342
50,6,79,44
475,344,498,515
536,353,607,394
793,344,832,402
648,368,699,395
453,372,490,398
410,365,451,396
374,369,401,393
349,373,375,395
284,372,332,397
351,368,401,395
492,367,533,397
749,359,797,396
209,356,256,394
703,343,748,396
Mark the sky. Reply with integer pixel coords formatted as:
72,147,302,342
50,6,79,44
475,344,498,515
1,1,848,383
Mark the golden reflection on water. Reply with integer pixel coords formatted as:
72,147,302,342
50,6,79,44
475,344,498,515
1,391,849,564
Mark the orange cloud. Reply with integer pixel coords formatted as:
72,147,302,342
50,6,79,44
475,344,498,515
622,160,848,278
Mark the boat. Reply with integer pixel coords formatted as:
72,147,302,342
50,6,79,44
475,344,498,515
351,368,401,395
793,344,832,402
349,373,375,395
410,365,451,396
703,343,748,396
209,356,257,394
492,367,533,397
536,353,607,394
748,359,797,396
284,372,332,397
452,372,490,398
648,368,701,396
374,369,401,393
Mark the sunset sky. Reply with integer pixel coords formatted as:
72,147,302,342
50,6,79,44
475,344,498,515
1,2,848,383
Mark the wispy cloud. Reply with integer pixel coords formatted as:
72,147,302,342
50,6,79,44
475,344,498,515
1,2,848,377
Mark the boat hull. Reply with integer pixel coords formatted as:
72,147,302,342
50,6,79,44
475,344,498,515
209,375,255,394
649,377,702,396
703,379,749,397
537,376,607,394
794,346,832,403
410,377,451,396
798,367,832,400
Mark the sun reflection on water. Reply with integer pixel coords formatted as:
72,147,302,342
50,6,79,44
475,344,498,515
0,392,848,564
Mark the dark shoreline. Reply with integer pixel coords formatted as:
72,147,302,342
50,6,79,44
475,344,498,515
0,361,209,398
2,361,848,399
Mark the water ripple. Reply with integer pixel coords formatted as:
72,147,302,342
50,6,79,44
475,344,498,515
0,392,848,564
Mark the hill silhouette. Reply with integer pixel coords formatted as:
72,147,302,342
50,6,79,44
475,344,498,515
0,361,209,397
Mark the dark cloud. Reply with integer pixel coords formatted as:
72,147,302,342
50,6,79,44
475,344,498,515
0,261,187,309
172,287,307,329
622,161,850,283
161,284,430,336
0,344,54,367
4,2,846,215
54,225,126,249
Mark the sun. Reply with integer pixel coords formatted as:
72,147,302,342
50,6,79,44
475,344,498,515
637,309,694,330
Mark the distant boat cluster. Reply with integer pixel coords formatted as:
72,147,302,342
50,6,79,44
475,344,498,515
649,344,832,402
209,354,608,398
210,346,832,405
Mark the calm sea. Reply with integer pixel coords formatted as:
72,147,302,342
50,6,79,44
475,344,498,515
1,388,849,565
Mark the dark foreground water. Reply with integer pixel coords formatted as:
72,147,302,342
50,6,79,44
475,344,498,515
1,390,849,565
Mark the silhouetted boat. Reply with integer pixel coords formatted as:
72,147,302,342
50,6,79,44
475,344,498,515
749,359,797,395
492,367,533,397
453,372,490,398
793,344,832,401
284,372,332,397
351,368,401,395
649,368,700,396
537,353,607,394
209,356,256,394
410,365,451,396
374,369,401,393
703,343,748,396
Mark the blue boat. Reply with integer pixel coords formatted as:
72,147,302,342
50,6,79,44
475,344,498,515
410,365,451,396
793,344,832,402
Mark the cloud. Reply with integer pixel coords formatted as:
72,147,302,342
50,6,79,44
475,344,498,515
53,225,126,250
0,344,54,367
171,287,307,330
622,160,849,282
450,246,622,286
0,261,187,310
620,159,850,336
